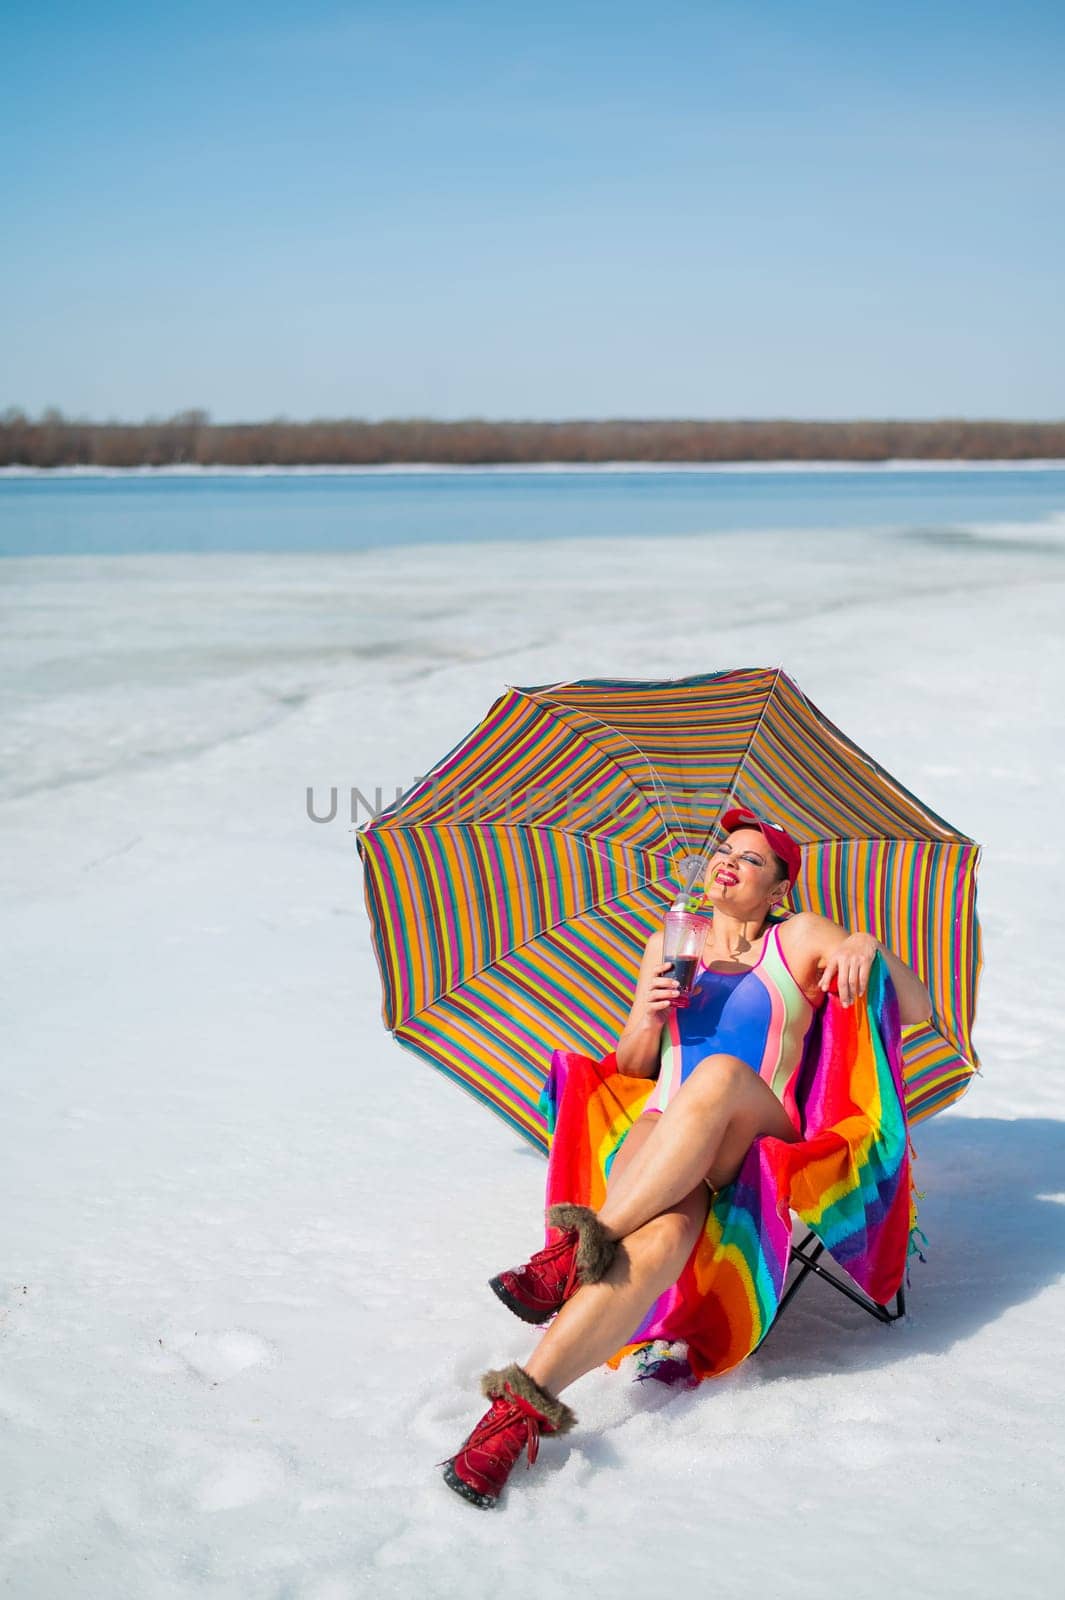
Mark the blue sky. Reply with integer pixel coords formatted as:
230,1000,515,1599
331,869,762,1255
2,1,1063,420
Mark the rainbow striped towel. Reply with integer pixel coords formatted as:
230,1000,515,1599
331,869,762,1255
539,954,918,1385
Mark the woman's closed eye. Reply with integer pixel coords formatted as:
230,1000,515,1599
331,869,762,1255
713,844,764,868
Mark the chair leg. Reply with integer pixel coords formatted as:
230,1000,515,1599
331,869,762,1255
769,1231,907,1334
775,1234,826,1318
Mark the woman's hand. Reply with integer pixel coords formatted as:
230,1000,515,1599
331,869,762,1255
790,912,933,1025
644,962,682,1023
616,947,681,1075
818,931,879,1007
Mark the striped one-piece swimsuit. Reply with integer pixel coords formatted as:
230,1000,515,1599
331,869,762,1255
643,922,819,1130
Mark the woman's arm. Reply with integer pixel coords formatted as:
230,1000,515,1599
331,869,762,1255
615,931,677,1076
788,912,933,1025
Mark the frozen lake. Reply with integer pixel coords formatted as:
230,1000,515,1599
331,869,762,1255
3,461,1065,555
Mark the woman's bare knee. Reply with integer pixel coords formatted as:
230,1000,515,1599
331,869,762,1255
683,1053,751,1105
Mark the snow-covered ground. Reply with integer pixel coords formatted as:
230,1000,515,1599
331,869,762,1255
2,521,1063,1598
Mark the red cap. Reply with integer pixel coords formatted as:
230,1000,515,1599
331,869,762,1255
720,806,802,886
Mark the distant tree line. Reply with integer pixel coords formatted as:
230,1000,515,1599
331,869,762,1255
2,408,1063,468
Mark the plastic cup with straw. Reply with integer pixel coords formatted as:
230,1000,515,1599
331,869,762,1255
663,854,710,1005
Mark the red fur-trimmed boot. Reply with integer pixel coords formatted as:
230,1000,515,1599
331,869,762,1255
440,1363,576,1509
488,1203,618,1325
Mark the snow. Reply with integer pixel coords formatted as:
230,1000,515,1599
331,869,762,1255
2,521,1063,1598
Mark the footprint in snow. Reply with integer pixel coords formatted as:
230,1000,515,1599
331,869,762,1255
167,1327,278,1385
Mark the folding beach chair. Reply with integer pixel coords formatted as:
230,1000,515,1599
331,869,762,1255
765,1033,963,1337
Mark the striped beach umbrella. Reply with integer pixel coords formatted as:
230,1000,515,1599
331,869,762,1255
357,669,981,1148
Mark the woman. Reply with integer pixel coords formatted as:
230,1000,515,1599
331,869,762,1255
440,807,932,1508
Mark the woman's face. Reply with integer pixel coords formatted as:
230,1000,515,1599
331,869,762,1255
703,827,786,913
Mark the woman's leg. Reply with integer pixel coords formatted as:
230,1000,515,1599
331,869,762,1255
595,1054,799,1242
523,1181,709,1395
520,1063,795,1397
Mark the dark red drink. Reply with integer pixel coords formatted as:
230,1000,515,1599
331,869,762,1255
670,955,699,998
663,910,707,1003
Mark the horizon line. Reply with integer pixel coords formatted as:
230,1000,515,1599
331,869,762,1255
5,410,1065,427
5,459,1065,478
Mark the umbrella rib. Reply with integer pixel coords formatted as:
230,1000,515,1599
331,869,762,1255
785,676,978,842
396,877,667,1028
382,817,676,918
512,686,691,862
692,665,783,854
370,817,676,913
375,817,672,876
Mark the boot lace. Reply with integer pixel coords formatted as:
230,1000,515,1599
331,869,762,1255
438,1387,544,1471
472,1393,540,1467
516,1228,581,1302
